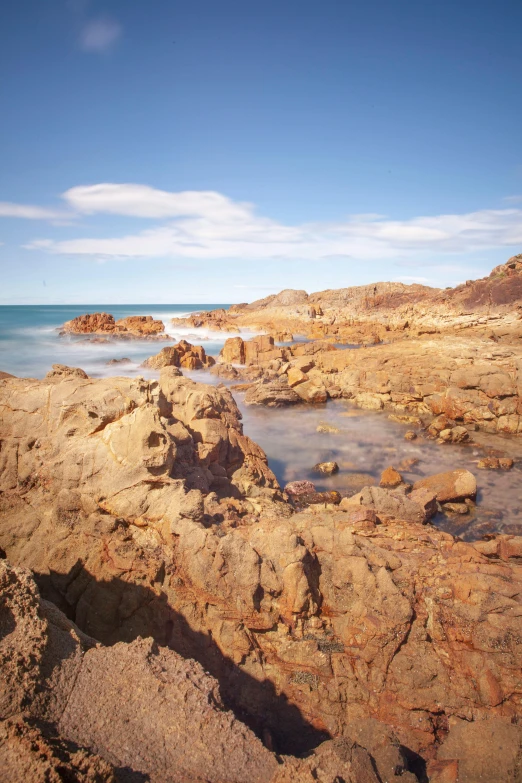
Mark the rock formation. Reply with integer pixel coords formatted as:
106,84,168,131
1,370,522,780
171,254,522,346
142,339,216,370
2,558,395,783
61,312,168,339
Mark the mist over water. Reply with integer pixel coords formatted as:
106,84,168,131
2,305,522,540
0,304,231,379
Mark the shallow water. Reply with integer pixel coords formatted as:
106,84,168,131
2,305,522,541
230,397,522,541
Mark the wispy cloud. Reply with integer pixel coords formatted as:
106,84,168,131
0,202,69,220
80,17,121,52
504,195,522,204
0,182,516,262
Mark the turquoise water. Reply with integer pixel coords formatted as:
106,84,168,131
0,304,230,378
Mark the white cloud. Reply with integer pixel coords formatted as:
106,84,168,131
80,18,121,52
0,182,514,262
0,202,69,220
24,184,522,262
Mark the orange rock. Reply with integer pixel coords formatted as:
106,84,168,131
379,467,403,488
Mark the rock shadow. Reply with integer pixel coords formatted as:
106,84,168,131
35,562,331,756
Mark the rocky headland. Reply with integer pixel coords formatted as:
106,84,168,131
172,254,522,345
1,364,522,782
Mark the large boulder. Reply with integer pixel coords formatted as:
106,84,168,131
413,469,477,502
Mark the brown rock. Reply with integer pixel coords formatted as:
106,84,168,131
142,340,215,370
0,560,278,783
244,379,301,407
62,312,166,338
292,490,342,509
442,502,469,515
219,336,246,364
436,717,522,783
287,366,308,387
294,379,328,403
380,467,403,488
313,461,339,475
45,364,89,379
2,370,522,771
413,469,477,502
105,357,131,365
404,430,417,440
285,480,317,496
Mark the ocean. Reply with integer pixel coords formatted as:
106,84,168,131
0,304,231,379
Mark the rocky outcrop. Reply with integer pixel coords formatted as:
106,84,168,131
0,559,276,782
61,312,168,339
142,339,216,370
2,371,522,776
173,254,522,346
233,333,522,436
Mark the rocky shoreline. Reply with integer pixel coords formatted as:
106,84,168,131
2,256,522,781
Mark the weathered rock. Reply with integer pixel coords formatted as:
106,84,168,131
316,422,340,433
2,372,522,771
285,480,317,496
0,717,117,783
45,363,89,379
219,335,247,364
438,425,470,444
477,456,514,470
379,467,403,488
294,379,328,403
287,366,308,387
341,485,437,523
291,490,342,509
0,560,278,783
413,469,477,502
313,461,339,475
142,340,215,370
442,502,469,515
62,312,167,339
435,716,522,783
105,357,131,365
244,379,301,407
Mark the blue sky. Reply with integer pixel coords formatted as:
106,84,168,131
1,0,521,304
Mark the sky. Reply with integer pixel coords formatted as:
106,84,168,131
1,0,521,304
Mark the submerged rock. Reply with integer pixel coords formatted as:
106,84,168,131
313,461,339,475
